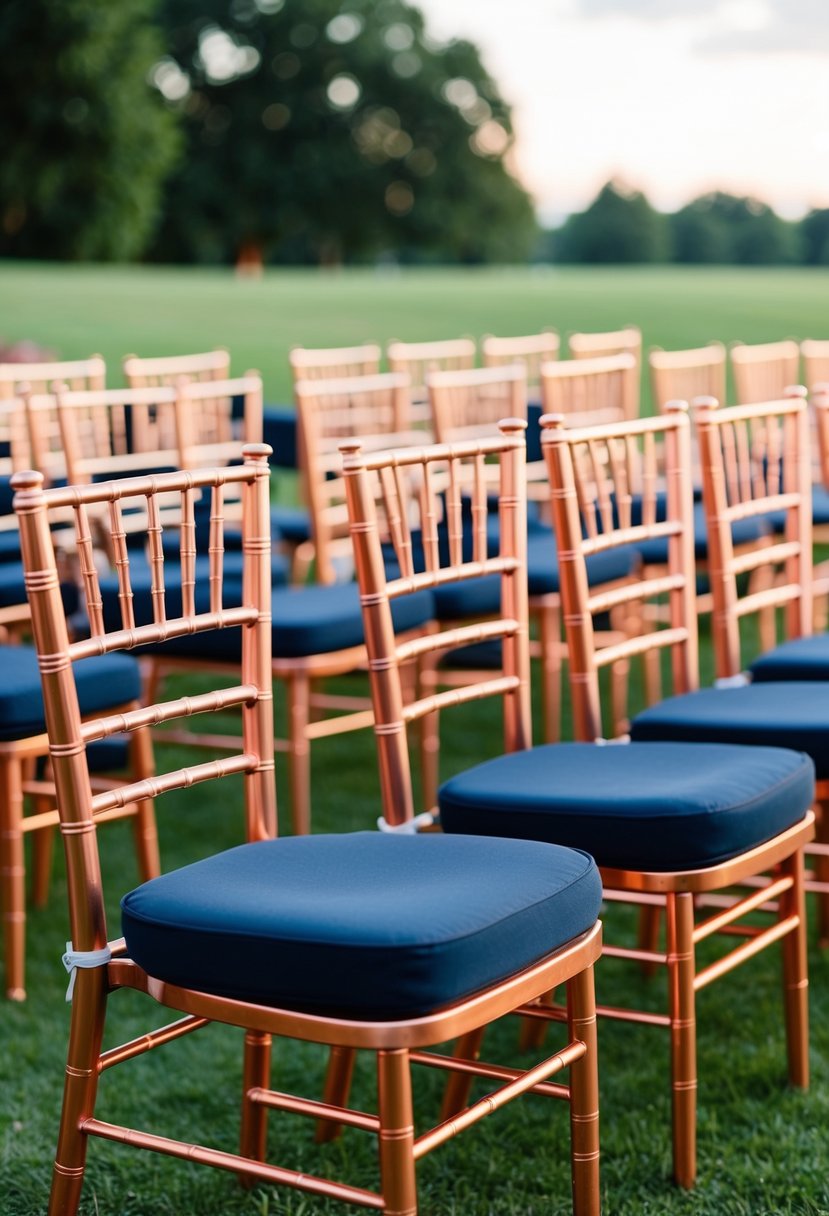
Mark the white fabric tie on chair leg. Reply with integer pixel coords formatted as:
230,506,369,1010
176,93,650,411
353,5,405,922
61,942,112,1001
377,812,436,834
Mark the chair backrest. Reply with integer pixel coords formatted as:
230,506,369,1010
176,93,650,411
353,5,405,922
427,365,527,444
568,326,642,371
541,405,698,741
294,372,415,584
175,374,263,467
481,331,560,391
695,388,813,679
123,349,231,389
730,339,800,405
342,421,530,826
541,353,639,426
12,447,276,960
288,343,382,386
649,342,727,411
27,385,182,487
0,355,106,400
387,338,476,398
800,340,829,394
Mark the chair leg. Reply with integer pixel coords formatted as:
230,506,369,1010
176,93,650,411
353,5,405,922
637,903,663,978
567,963,601,1216
315,1045,358,1143
814,799,829,948
377,1049,417,1216
666,891,697,1189
438,1027,485,1121
47,970,108,1216
286,672,312,836
780,853,809,1089
128,727,160,882
538,599,562,744
32,822,55,909
519,988,554,1052
239,1030,272,1181
0,756,26,999
417,652,440,813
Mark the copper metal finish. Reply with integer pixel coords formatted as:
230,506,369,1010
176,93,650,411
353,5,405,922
649,343,727,412
0,354,105,400
695,389,828,933
730,339,800,405
339,421,601,1212
482,330,561,392
17,445,602,1215
123,347,231,389
540,406,813,1187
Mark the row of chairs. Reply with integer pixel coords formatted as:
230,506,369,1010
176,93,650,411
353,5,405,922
11,385,828,1212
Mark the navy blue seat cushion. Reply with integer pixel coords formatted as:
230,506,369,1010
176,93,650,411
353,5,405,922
0,561,79,614
0,529,21,563
439,741,813,872
121,832,601,1019
270,504,311,544
750,634,829,683
631,682,829,779
0,645,141,742
635,502,768,565
100,569,433,660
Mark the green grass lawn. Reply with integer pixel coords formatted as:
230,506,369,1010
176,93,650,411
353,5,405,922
1,263,829,1215
1,261,828,405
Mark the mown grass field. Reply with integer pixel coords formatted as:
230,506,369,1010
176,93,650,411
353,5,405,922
1,263,829,1215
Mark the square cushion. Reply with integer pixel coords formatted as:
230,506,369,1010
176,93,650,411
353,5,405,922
121,832,601,1020
750,634,829,683
439,741,813,872
631,682,829,779
0,645,141,742
0,561,79,615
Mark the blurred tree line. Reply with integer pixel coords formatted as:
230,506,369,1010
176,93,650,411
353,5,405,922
546,179,829,267
1,0,827,268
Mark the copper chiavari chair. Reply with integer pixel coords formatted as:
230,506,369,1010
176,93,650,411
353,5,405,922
339,420,603,1213
294,371,416,584
387,336,476,423
400,407,813,1187
692,389,829,939
17,445,604,1216
541,353,639,426
424,362,638,748
568,326,642,390
284,347,385,565
289,341,382,385
730,338,800,405
481,330,560,394
649,342,727,412
123,347,231,389
0,422,159,996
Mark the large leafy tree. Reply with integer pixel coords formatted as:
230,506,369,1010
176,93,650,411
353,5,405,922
555,180,669,264
151,0,536,265
0,0,179,261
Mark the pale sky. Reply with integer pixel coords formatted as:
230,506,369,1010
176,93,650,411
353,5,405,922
418,0,829,222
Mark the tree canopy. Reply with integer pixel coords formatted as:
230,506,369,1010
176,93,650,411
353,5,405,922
0,0,178,261
669,192,800,265
149,0,537,265
554,180,669,264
